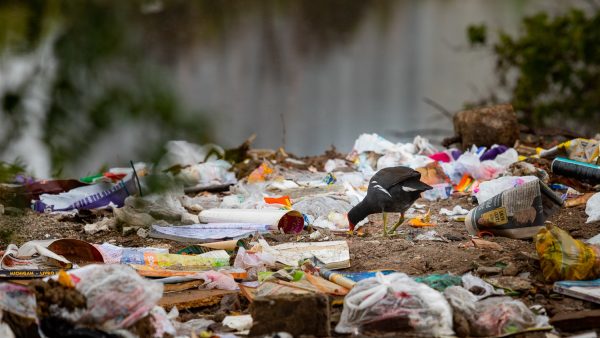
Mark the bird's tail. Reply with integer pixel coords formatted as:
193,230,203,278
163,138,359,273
404,179,433,191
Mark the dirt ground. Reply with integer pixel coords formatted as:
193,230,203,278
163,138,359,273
2,191,600,333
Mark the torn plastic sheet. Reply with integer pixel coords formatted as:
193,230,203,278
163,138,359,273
33,177,138,212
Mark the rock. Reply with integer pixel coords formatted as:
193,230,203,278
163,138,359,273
4,206,24,216
250,293,330,337
83,217,115,235
122,226,139,236
125,195,183,222
114,206,155,228
471,238,503,251
502,262,519,276
476,266,502,276
452,311,471,337
487,276,532,292
181,212,200,225
0,204,3,215
447,104,519,149
137,228,148,238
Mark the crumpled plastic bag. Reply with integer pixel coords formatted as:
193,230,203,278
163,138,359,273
586,192,600,223
539,138,600,163
194,271,239,290
535,223,600,281
444,286,546,337
475,176,539,204
234,247,276,280
442,146,518,183
335,272,454,336
178,160,237,187
158,140,223,170
470,297,546,336
64,264,163,331
461,273,504,299
293,196,353,220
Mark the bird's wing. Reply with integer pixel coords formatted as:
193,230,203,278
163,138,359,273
369,167,421,200
372,166,422,190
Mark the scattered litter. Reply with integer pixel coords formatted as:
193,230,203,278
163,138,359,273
259,239,350,269
33,174,139,212
335,272,454,336
554,279,600,304
84,217,115,234
465,179,563,239
415,230,446,241
149,223,271,242
552,157,600,184
408,210,436,227
536,223,600,281
471,238,503,251
199,208,304,234
474,175,539,204
222,314,253,334
461,272,504,300
585,192,600,223
440,205,469,216
539,138,600,164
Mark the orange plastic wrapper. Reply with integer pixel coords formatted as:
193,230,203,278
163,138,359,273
535,223,600,281
248,162,274,183
264,195,292,208
408,210,435,227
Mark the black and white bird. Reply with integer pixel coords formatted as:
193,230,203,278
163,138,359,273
348,166,432,236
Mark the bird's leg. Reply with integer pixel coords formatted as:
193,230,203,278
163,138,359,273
382,211,388,238
388,212,405,235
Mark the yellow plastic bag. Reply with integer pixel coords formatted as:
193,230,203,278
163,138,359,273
535,223,600,281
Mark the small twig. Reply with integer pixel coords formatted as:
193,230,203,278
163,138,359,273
422,97,454,120
130,160,143,197
280,111,287,149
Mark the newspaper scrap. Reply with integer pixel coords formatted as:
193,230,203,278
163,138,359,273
258,239,350,269
149,223,271,242
0,244,72,278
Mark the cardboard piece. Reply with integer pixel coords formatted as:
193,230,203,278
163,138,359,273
554,279,600,304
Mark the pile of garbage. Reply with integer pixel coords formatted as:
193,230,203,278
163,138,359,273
1,104,600,337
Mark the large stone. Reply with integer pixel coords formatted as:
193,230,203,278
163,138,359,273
250,293,330,337
450,104,519,149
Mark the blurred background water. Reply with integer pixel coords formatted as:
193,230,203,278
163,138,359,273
0,0,592,177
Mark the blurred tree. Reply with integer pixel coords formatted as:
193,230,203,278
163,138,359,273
467,8,600,133
0,0,212,175
0,0,391,175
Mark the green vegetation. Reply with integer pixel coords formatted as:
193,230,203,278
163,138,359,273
468,9,600,132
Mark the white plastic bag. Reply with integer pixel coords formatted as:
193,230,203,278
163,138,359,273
461,273,504,300
194,271,239,290
292,196,353,220
178,160,237,187
586,192,600,223
66,264,163,330
233,247,276,280
470,297,544,336
443,147,519,182
158,140,223,170
335,272,454,336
